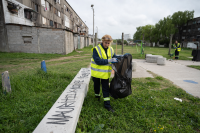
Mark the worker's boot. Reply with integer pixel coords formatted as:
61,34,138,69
106,107,115,113
95,96,100,101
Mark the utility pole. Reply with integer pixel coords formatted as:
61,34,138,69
91,4,94,47
122,32,124,55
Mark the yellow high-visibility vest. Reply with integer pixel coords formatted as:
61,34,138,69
177,43,181,51
91,44,114,79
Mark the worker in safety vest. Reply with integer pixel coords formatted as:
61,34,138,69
173,40,181,59
91,35,119,112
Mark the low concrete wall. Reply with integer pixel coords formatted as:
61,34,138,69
33,68,91,133
74,36,78,50
39,28,65,54
7,25,39,53
65,31,74,54
80,36,84,49
1,25,90,54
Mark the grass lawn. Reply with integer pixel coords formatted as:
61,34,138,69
188,65,200,70
76,74,200,133
111,45,193,60
0,45,199,132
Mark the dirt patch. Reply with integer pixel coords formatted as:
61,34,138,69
76,51,83,53
0,56,90,69
46,56,89,62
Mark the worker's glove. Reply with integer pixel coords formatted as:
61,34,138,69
108,58,118,63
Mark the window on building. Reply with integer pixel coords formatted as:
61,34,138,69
54,22,57,28
70,13,73,18
7,2,21,14
182,36,185,39
45,1,50,11
49,4,52,12
41,0,45,6
42,17,47,25
64,5,66,11
188,29,191,32
183,30,186,32
198,28,200,31
61,8,63,13
54,7,57,15
64,15,69,27
188,21,192,25
35,4,38,12
54,0,60,4
50,20,53,27
58,11,60,17
61,19,63,25
24,10,32,20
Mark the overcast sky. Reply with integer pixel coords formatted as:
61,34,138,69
67,0,200,39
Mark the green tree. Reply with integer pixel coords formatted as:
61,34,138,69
167,10,194,54
117,39,122,45
141,25,155,47
113,40,117,43
133,26,142,41
124,40,128,45
151,20,164,46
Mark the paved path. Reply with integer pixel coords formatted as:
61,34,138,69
133,59,200,98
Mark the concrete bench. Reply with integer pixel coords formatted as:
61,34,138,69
145,54,152,60
146,55,163,63
33,68,91,133
157,57,166,65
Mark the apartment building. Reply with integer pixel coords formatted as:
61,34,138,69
174,17,200,47
124,34,131,41
0,0,91,54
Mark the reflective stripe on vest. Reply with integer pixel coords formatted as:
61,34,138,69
104,97,110,101
91,44,114,79
96,45,103,58
91,67,112,73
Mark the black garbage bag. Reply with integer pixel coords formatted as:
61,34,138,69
110,54,132,99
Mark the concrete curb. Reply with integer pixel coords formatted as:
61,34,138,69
33,68,91,133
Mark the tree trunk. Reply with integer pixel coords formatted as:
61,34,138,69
168,34,173,55
156,41,159,47
150,42,153,47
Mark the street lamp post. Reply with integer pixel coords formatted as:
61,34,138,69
96,26,98,39
91,4,94,47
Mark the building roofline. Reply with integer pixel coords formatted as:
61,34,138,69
64,0,88,28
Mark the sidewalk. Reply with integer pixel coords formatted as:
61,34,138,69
133,59,200,98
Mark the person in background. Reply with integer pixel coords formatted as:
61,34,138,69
171,40,181,59
91,34,119,112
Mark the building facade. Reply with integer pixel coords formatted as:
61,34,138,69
174,17,200,47
0,0,91,54
124,34,131,41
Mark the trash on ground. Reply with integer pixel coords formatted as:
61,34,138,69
110,54,132,99
174,97,182,102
